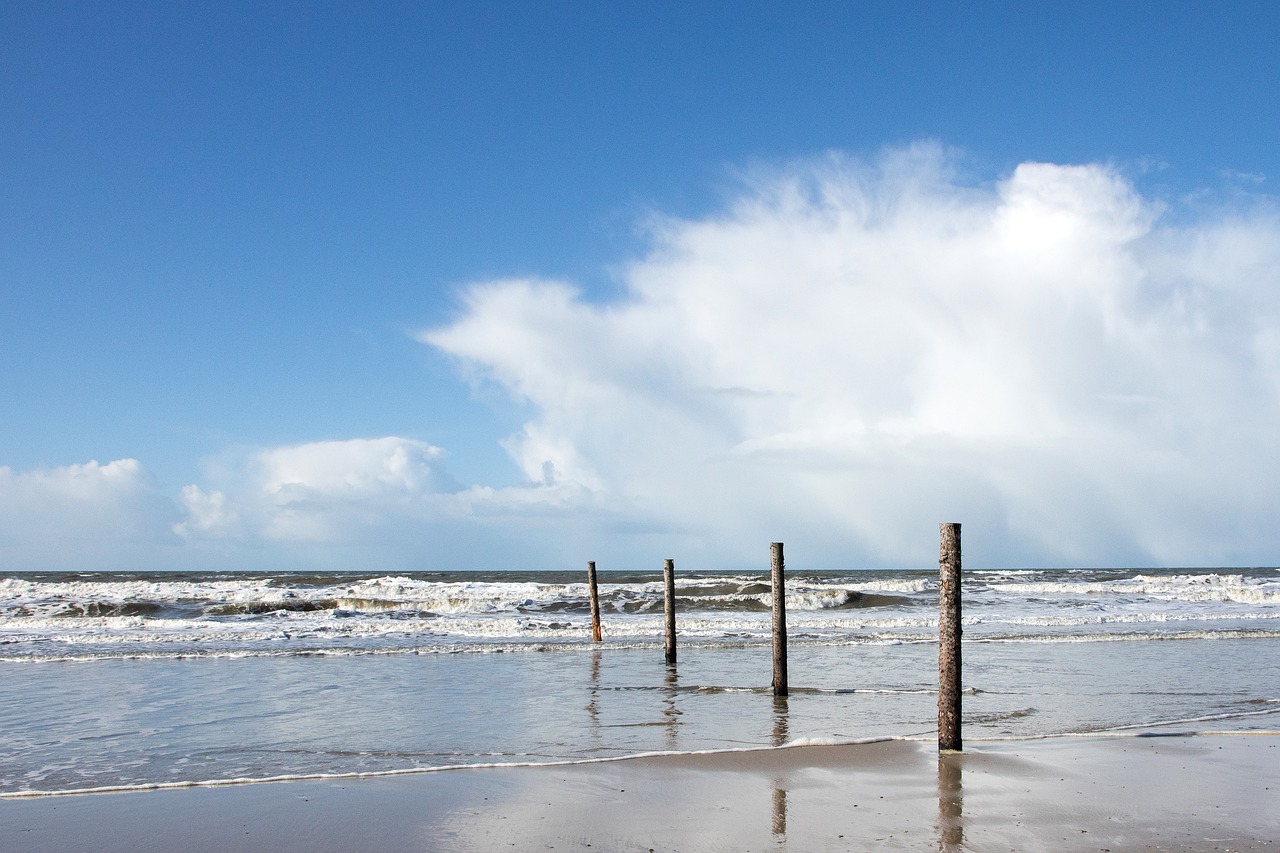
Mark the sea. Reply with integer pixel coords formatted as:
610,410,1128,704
2,566,1279,797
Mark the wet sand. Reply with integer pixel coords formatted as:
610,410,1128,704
3,735,1278,852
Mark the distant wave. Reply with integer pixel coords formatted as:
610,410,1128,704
2,567,1279,660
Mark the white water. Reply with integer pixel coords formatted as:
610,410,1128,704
3,568,1279,661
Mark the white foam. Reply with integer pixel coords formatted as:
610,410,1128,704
987,572,1280,605
4,569,1279,661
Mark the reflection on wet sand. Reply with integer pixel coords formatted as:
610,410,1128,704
771,695,790,838
772,785,788,837
937,753,964,850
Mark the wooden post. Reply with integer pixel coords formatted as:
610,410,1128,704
663,559,677,665
587,560,602,642
771,542,788,696
938,523,962,752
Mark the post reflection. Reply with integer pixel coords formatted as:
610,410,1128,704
771,695,790,747
772,785,788,837
586,649,602,743
771,695,790,839
662,663,681,750
936,753,964,851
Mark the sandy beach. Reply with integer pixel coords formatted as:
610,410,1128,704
3,733,1277,852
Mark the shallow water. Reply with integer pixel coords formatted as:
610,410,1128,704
2,567,1279,794
3,634,1279,794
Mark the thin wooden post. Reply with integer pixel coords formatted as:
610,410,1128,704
587,560,602,642
771,542,788,696
938,523,962,752
663,559,677,665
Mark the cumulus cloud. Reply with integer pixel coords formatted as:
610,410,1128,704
175,437,454,542
0,459,180,569
9,146,1279,572
423,145,1280,568
168,436,607,568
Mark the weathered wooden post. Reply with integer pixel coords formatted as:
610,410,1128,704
663,558,677,665
771,542,788,696
938,522,962,752
587,560,602,642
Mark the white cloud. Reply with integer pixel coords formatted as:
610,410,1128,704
0,459,180,569
174,484,240,537
8,146,1279,572
174,437,455,543
256,437,447,497
0,439,620,571
423,145,1280,568
167,436,607,569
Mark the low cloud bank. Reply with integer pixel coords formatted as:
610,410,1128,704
174,437,454,542
1,437,608,570
168,436,606,569
0,459,179,570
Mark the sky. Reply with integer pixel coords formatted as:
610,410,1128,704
3,1,1280,571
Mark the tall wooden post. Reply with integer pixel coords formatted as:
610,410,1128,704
938,523,962,752
771,542,788,696
663,559,677,665
587,560,602,642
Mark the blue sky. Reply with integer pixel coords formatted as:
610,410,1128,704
3,1,1280,571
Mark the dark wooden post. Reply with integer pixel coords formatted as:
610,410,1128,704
771,542,788,696
587,560,602,642
663,559,677,665
938,523,962,751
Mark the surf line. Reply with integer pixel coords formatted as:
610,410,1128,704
0,736,911,800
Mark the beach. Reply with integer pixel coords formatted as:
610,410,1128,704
4,735,1278,852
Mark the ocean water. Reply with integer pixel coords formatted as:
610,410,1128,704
2,566,1279,796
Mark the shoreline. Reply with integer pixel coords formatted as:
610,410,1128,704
4,733,1278,852
6,723,1277,801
